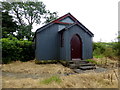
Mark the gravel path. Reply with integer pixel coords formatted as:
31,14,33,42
2,71,65,79
2,66,117,79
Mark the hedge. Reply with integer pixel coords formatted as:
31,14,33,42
93,42,118,58
1,37,35,64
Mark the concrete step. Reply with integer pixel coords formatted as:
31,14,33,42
68,63,95,69
68,60,89,64
68,60,96,70
73,69,84,73
79,66,96,70
79,63,95,66
69,64,77,69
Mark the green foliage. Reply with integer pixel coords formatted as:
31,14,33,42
1,37,34,64
93,55,104,58
2,2,46,25
44,11,58,24
41,76,61,84
116,36,120,56
114,42,120,57
93,42,105,56
2,1,58,40
93,42,118,59
103,48,116,58
86,59,97,64
17,25,34,41
2,12,18,38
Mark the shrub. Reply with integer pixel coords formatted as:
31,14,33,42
93,47,102,56
113,42,120,57
93,42,117,59
1,37,35,63
103,48,116,58
93,42,106,57
93,42,106,55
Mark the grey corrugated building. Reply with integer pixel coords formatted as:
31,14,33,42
35,13,94,61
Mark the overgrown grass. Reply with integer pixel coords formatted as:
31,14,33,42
35,60,58,64
2,61,118,88
35,60,69,66
93,55,104,58
86,59,97,64
41,76,62,85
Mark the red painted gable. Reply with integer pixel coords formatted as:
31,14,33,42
52,13,79,24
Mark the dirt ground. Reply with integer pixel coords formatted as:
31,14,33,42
1,60,119,88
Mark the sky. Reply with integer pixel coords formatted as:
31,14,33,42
32,0,119,42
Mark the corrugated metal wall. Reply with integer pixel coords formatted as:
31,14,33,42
35,24,60,60
36,24,93,60
60,25,93,60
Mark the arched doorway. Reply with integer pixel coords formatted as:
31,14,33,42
71,34,82,60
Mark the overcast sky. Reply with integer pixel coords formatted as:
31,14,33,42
2,0,119,42
31,0,119,42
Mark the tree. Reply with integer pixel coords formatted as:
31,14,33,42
44,11,58,24
2,11,18,38
2,1,58,40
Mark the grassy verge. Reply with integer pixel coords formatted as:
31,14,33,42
87,56,118,68
41,76,62,85
94,55,104,58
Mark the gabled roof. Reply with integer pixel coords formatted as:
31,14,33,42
52,13,78,24
36,13,94,36
36,13,75,33
58,23,94,37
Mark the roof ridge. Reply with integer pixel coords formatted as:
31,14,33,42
52,13,74,23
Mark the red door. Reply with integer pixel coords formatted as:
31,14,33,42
71,34,82,60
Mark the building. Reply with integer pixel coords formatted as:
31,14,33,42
35,13,94,61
